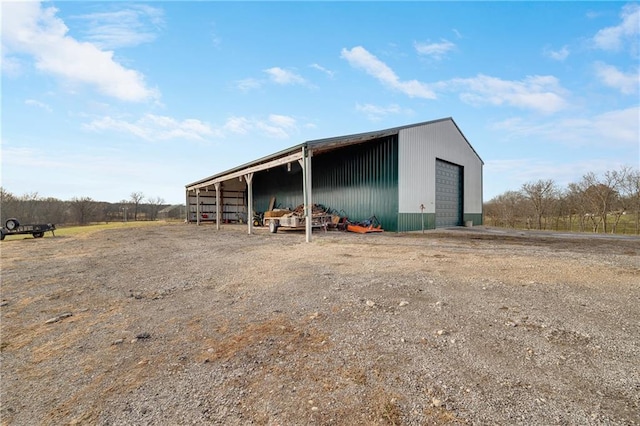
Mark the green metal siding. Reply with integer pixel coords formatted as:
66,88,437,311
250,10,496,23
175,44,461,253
397,213,436,232
398,213,482,231
253,162,304,211
253,136,399,231
463,213,483,226
313,137,398,231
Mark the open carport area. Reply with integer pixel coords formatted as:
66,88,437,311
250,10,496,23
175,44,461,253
1,223,638,425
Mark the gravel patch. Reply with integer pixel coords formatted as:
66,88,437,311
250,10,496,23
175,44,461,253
1,223,639,425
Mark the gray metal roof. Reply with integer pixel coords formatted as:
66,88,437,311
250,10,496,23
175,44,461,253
185,117,482,188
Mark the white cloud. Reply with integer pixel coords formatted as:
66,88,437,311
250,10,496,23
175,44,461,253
84,114,216,141
414,39,456,59
264,67,306,85
448,74,568,114
341,46,436,99
235,78,262,92
223,116,252,134
268,114,296,129
491,106,640,148
221,115,298,139
256,115,298,139
589,107,640,146
1,55,22,76
592,3,640,52
1,146,69,169
355,103,413,121
486,158,578,186
211,34,222,48
594,62,639,95
544,45,570,61
1,1,158,102
341,46,567,112
0,145,188,203
25,99,52,112
1,146,147,179
72,4,164,49
310,63,335,78
586,10,601,20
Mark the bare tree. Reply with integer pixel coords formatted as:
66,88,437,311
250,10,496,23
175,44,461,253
1,191,42,223
117,200,131,222
551,191,570,231
484,166,638,234
40,197,70,224
485,191,526,228
620,167,640,234
0,187,18,225
1,188,70,225
146,196,165,221
574,171,625,233
130,192,145,221
566,183,588,232
69,197,96,225
22,192,42,222
521,179,557,230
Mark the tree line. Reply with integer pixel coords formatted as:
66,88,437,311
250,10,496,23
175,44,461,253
3,166,639,234
484,166,640,234
0,189,182,226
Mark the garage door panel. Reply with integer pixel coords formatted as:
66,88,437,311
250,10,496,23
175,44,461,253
435,160,462,228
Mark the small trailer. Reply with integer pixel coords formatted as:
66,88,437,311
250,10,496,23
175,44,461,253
267,213,334,233
0,218,56,240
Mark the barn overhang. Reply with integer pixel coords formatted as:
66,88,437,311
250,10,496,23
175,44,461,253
186,149,304,192
185,145,315,241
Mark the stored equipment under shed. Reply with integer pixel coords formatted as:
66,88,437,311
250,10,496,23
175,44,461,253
185,117,483,242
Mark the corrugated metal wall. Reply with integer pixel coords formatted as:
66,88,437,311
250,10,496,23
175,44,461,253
313,136,399,231
397,213,435,231
398,119,482,231
253,162,303,211
254,136,399,231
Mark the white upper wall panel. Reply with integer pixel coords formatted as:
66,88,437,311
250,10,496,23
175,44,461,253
398,119,483,214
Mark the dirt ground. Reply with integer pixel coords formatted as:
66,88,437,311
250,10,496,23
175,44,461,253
1,223,639,425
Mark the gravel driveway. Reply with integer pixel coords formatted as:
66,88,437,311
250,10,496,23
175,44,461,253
1,223,639,425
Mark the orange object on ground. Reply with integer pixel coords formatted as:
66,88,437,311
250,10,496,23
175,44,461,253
347,223,384,233
346,216,384,233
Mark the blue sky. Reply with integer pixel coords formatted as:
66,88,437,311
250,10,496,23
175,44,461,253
2,1,638,205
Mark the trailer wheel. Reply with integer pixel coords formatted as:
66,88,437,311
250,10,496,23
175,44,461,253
269,220,278,233
253,219,261,227
33,232,44,238
5,218,19,230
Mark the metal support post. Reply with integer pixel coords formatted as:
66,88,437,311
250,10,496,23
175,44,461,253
305,149,313,243
245,173,254,235
196,189,201,226
214,182,221,230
